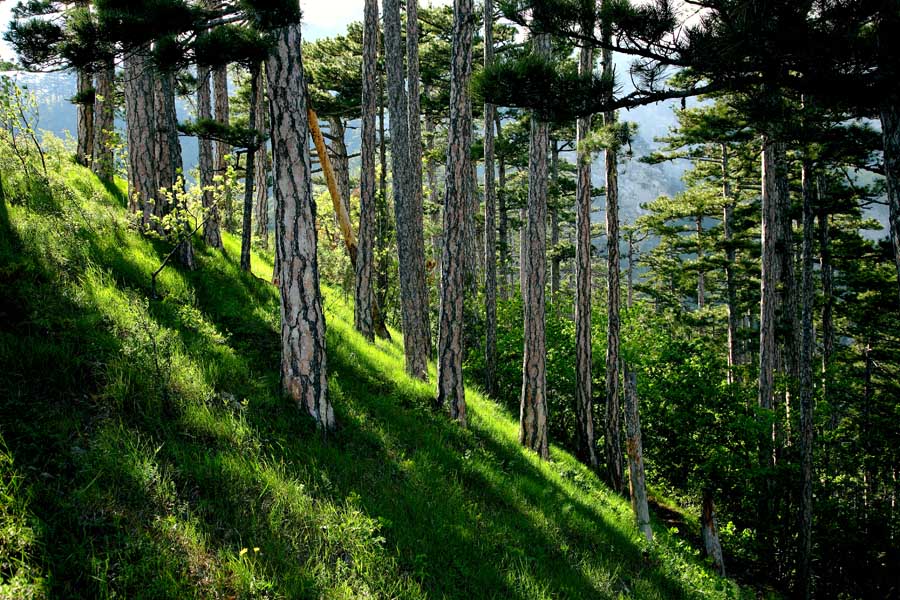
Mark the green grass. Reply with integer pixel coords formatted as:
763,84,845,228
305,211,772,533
0,160,749,599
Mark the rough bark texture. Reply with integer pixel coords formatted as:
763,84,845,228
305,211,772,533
623,366,652,543
722,144,739,383
356,0,378,342
240,65,261,272
696,215,705,309
498,126,510,300
550,142,561,301
385,0,430,379
483,0,497,398
574,40,597,468
603,40,624,494
519,206,527,299
76,68,94,168
124,48,156,225
701,489,726,576
214,65,233,231
407,0,423,257
267,22,332,430
254,70,269,249
377,68,390,321
817,178,833,386
437,0,473,426
798,158,816,600
519,33,550,460
92,60,115,181
327,116,352,221
197,64,222,249
881,104,900,307
773,141,797,447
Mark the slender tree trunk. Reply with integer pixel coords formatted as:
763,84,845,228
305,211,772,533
327,116,352,221
519,32,551,460
798,156,816,600
817,179,833,390
701,489,726,576
214,64,233,231
385,0,430,379
240,64,261,272
774,141,797,448
696,215,705,309
498,137,510,300
519,206,527,299
624,365,652,543
722,144,739,383
880,104,900,307
356,0,379,342
377,67,390,321
76,68,94,168
266,20,332,430
626,230,635,310
603,39,624,494
92,59,115,181
254,70,269,249
483,0,497,397
124,47,156,225
550,141,561,301
437,0,473,425
197,64,223,248
574,36,597,468
425,112,442,269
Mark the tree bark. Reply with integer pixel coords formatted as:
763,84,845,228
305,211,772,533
124,47,156,225
880,103,900,307
722,144,739,384
798,156,816,600
197,64,223,249
624,366,653,543
519,32,551,460
356,0,379,342
240,64,261,272
774,141,797,448
817,179,833,390
377,65,391,324
498,126,510,300
254,70,269,249
550,141,561,301
483,0,498,397
519,206,527,299
603,38,624,493
327,116,352,221
385,0,430,379
266,21,332,431
214,64,233,231
436,0,473,426
92,59,115,181
76,68,94,168
574,38,597,468
696,215,705,310
701,489,726,576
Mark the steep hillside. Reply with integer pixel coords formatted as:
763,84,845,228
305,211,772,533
0,162,747,598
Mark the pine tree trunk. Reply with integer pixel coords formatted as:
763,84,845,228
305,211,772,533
436,0,473,425
254,70,269,249
798,156,816,600
76,68,94,167
197,65,222,249
519,32,550,460
550,141,561,302
498,143,510,301
774,141,797,449
266,20,332,431
603,39,624,494
327,116,352,220
626,231,634,310
385,0,430,379
623,365,652,543
124,48,157,226
483,0,497,397
701,489,726,576
574,38,597,468
519,206,527,299
377,67,390,321
696,215,705,310
722,144,739,384
214,65,233,231
240,64,261,272
817,180,833,389
880,103,900,307
356,0,378,342
92,59,115,181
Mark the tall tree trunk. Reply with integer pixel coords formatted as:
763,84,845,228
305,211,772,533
124,47,156,225
817,178,833,391
76,68,94,168
498,131,510,300
701,489,726,576
623,365,653,543
436,0,473,425
385,0,430,379
377,66,390,322
327,116,352,220
519,206,527,299
266,20,332,430
574,36,597,468
880,104,900,307
240,64,261,272
356,0,379,342
603,38,624,494
92,59,115,181
722,144,739,384
626,230,635,310
483,0,497,397
197,64,223,248
798,156,816,600
254,70,269,249
696,214,705,310
214,65,233,231
550,141,561,302
425,112,442,269
519,32,550,460
774,141,797,449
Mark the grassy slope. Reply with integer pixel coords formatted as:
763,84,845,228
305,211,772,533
0,162,747,599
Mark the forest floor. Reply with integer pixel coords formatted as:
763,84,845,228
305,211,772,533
0,161,755,598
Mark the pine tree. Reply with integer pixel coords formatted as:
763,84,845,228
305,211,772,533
483,0,498,397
